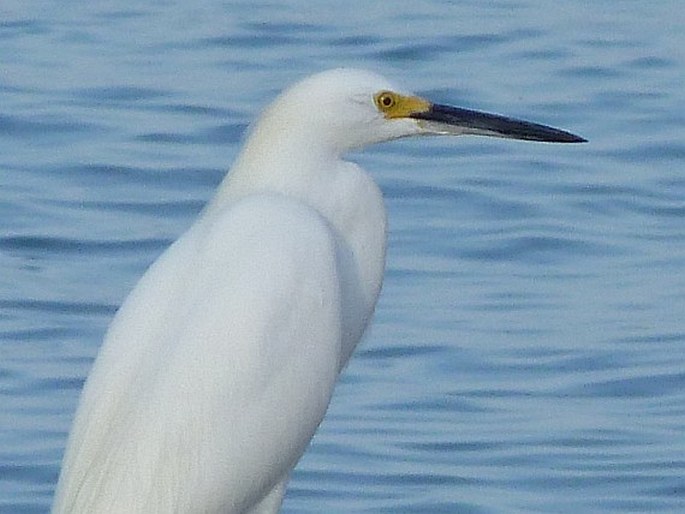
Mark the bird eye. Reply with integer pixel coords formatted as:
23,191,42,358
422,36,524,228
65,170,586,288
375,91,396,111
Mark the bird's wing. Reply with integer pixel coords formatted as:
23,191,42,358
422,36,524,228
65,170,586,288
53,195,343,514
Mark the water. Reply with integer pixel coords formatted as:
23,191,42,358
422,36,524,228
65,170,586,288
2,1,684,512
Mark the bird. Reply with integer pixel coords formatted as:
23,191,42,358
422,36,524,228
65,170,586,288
52,68,585,514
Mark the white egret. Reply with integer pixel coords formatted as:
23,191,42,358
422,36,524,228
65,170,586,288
52,69,585,514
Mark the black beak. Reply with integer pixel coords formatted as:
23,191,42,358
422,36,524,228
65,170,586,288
410,103,586,143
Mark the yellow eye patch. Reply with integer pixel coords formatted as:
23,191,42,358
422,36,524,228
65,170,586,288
373,91,431,119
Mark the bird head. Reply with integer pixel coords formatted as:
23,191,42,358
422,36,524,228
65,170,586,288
253,68,585,157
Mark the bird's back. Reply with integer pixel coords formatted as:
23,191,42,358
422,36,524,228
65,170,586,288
53,195,344,513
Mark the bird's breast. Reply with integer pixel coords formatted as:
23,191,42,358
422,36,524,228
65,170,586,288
311,162,388,367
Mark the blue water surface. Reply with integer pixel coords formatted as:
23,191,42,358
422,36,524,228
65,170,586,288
1,1,684,513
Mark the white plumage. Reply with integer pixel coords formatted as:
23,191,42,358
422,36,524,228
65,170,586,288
53,69,583,513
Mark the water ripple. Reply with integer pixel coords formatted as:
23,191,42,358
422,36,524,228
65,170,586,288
0,235,171,256
0,299,116,316
0,114,101,137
